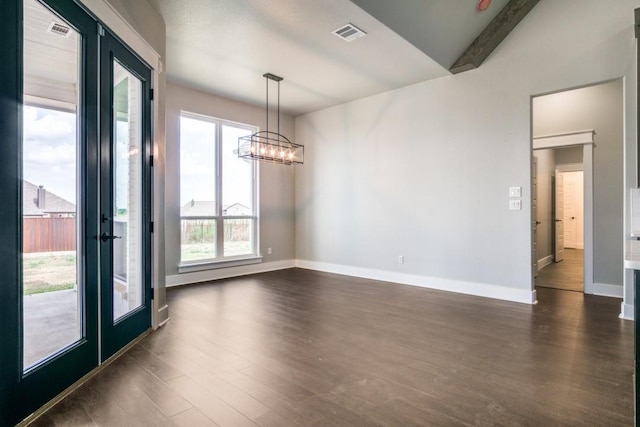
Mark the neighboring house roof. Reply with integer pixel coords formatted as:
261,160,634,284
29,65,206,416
23,181,75,216
180,200,216,217
180,200,251,217
223,203,250,215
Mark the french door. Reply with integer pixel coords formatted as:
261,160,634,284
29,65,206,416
100,30,153,361
0,0,152,425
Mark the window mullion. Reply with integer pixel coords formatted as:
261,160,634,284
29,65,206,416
215,120,224,258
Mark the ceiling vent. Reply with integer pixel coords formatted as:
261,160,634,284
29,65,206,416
47,21,71,38
332,23,366,42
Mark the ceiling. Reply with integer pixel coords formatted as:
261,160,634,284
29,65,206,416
24,0,79,110
145,0,512,116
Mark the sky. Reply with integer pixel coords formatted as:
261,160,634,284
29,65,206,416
180,116,254,213
23,105,77,204
24,105,134,212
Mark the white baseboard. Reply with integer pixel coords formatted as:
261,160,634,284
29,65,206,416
537,255,553,271
166,259,296,287
154,304,169,329
620,302,634,320
591,282,623,298
295,260,537,305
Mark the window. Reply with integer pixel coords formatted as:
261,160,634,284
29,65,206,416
180,112,258,265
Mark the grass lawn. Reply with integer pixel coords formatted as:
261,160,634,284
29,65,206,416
181,241,251,261
23,251,76,295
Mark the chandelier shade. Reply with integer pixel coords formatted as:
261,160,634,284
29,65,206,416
238,73,303,165
238,131,304,165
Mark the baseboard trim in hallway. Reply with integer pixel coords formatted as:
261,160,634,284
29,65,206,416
592,282,623,298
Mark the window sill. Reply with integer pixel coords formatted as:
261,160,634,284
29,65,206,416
178,256,263,274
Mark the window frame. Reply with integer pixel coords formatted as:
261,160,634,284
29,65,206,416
178,111,260,271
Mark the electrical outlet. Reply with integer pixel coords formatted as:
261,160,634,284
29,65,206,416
509,199,522,210
398,255,404,264
267,247,272,255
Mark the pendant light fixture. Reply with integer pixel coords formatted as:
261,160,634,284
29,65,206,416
238,73,303,165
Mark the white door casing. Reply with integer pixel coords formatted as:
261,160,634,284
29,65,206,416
532,157,538,277
554,173,564,262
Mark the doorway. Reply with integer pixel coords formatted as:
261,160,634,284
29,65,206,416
531,79,624,300
532,141,590,293
0,0,153,424
535,157,585,292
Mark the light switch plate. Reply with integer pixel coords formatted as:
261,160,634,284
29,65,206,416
509,199,522,210
509,186,522,198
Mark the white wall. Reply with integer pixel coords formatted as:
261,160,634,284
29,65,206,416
165,82,296,284
295,0,638,306
533,80,623,289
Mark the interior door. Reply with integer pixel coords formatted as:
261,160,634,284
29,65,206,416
554,173,565,262
561,171,584,249
562,172,576,248
99,30,153,361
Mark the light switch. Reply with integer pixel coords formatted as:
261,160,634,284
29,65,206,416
509,200,522,210
509,186,522,198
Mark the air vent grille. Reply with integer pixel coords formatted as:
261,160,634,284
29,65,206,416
47,22,71,37
332,23,366,42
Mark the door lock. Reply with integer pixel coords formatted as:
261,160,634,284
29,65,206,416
99,232,122,242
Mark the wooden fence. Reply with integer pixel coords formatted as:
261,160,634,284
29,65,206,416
23,217,75,253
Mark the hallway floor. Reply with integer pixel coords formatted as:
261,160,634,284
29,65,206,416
536,248,584,292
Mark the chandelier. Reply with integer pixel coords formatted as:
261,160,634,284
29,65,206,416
238,73,304,165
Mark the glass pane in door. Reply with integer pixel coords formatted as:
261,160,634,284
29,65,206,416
22,0,81,369
112,60,143,321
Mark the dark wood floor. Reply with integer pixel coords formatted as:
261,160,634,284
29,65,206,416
30,268,632,426
536,248,584,292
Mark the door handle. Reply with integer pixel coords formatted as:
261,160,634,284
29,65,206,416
571,216,575,219
555,219,562,222
99,232,122,242
535,221,542,225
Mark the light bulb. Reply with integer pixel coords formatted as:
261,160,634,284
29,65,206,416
288,152,293,159
280,150,285,158
260,146,266,154
250,146,256,154
270,149,276,156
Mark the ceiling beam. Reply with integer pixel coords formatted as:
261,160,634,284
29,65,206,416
450,0,540,74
